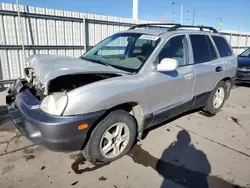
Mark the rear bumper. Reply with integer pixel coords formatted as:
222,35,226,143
6,80,105,152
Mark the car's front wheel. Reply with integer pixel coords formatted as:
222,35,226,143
83,110,137,163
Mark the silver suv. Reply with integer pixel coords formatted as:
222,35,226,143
6,24,237,163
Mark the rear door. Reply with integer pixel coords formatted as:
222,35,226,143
211,35,236,79
189,34,224,96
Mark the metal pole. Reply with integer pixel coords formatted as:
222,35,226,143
83,16,87,53
192,9,195,26
236,20,243,55
132,0,138,22
16,0,25,77
180,4,183,24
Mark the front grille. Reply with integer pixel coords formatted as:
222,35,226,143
237,71,250,79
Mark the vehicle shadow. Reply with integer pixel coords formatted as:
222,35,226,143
235,83,250,88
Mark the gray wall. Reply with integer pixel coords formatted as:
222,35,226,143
0,3,249,81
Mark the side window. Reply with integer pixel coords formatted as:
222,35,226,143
158,35,188,66
190,35,217,64
212,36,232,57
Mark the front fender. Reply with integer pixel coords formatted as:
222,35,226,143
63,74,150,116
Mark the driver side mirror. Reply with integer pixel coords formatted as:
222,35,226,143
156,58,178,72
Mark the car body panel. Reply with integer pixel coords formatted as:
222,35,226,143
6,27,237,152
192,59,225,95
236,53,250,83
65,72,151,115
237,56,250,67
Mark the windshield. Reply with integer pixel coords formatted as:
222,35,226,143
239,48,250,57
81,33,160,73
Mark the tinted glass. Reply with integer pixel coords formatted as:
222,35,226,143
158,35,188,66
239,48,250,57
133,38,156,55
190,35,217,64
212,36,232,57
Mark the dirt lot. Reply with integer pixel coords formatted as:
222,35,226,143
0,85,250,188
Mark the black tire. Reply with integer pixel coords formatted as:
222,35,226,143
203,81,228,115
83,110,137,164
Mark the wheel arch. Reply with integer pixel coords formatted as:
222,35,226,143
221,77,233,99
80,102,144,150
105,102,144,132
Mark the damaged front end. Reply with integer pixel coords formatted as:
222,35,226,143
5,77,106,152
6,54,128,117
5,54,127,151
23,67,121,101
11,67,121,116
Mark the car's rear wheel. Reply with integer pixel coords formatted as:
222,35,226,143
203,81,227,115
83,110,137,163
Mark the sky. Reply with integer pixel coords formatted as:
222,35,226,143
1,0,250,32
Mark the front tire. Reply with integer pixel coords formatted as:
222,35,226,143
83,110,137,163
203,81,227,115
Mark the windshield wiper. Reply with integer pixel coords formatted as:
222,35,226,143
81,57,111,67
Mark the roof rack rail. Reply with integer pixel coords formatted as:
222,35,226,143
129,23,218,33
129,23,180,30
168,25,218,33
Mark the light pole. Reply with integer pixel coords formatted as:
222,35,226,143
133,0,138,22
192,9,196,26
180,4,183,24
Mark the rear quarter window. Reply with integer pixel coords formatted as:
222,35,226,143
190,35,217,64
212,36,232,57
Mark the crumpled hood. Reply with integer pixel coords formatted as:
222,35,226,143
28,54,128,88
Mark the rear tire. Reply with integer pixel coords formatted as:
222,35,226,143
83,110,137,164
203,81,227,115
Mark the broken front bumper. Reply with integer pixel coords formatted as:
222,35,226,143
6,79,105,152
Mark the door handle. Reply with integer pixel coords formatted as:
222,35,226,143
215,66,222,72
184,73,194,79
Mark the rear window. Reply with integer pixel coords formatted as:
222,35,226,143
190,35,217,64
212,36,232,57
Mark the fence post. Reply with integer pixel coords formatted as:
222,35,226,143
236,33,240,55
83,16,87,53
16,0,26,77
229,32,232,45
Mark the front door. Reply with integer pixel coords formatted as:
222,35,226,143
148,34,195,125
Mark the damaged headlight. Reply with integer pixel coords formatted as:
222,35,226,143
40,93,68,115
